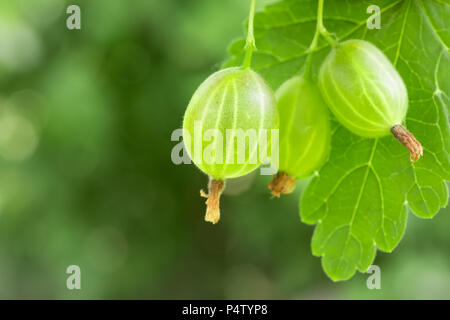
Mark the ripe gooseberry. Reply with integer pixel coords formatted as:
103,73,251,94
318,39,422,161
182,0,278,224
183,67,279,224
268,75,330,197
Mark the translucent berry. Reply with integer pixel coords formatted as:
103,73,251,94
319,39,422,161
268,75,330,197
183,67,279,223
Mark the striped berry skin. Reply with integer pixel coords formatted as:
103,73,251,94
319,39,408,138
277,75,330,179
183,67,279,180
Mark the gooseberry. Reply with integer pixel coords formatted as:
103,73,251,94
318,39,422,161
268,75,331,197
183,67,279,223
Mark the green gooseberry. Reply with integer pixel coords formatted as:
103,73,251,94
318,39,422,161
183,67,279,223
269,76,331,197
268,75,331,197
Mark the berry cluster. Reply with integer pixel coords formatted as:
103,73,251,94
182,0,422,224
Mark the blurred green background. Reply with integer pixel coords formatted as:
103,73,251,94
0,0,448,299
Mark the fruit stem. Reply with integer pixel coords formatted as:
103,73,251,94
303,0,336,78
317,0,338,48
242,0,257,69
200,179,225,224
268,172,297,198
391,125,423,162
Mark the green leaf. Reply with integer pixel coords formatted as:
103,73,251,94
225,0,450,281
